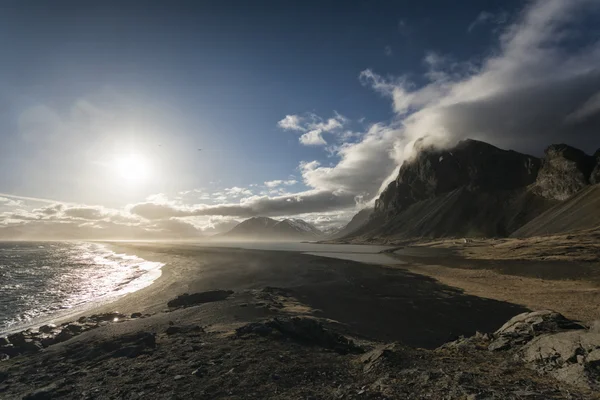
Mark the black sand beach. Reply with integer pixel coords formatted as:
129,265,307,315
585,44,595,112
1,242,599,399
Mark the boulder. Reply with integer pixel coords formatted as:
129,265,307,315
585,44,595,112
53,329,74,344
521,329,600,390
130,312,142,319
0,337,8,346
488,310,585,351
38,324,56,334
7,332,28,347
167,290,233,308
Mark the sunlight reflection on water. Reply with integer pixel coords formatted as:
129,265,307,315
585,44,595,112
0,241,163,333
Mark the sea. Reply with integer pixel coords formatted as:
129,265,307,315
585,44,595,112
0,241,163,335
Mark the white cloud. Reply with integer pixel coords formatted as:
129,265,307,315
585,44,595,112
359,0,600,156
223,187,254,197
277,114,304,131
0,197,22,207
264,179,297,188
277,112,348,146
299,130,327,146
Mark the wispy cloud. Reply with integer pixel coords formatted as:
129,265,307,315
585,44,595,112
467,11,508,33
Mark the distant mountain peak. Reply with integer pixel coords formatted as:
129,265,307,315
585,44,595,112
220,216,323,241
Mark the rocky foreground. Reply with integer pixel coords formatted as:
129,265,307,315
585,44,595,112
1,288,599,399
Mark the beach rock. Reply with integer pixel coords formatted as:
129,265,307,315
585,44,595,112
63,323,84,334
360,344,399,373
0,345,19,357
520,329,600,390
7,332,27,347
167,290,234,308
236,317,363,355
89,312,127,322
0,353,9,361
488,310,585,351
38,324,56,334
40,336,56,348
0,337,8,346
53,329,74,344
165,325,204,335
20,339,42,353
131,312,142,319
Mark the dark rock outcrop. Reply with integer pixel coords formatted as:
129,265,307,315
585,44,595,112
531,144,597,201
236,317,363,355
167,290,234,308
446,310,600,390
590,149,600,184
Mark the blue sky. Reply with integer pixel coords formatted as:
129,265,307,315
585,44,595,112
0,0,599,238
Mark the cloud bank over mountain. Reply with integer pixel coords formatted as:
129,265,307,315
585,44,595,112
2,0,600,239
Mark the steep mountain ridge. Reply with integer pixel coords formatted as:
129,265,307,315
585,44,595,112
343,139,600,240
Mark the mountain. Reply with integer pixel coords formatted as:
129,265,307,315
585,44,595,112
328,208,373,240
342,139,600,240
220,217,323,240
512,185,600,237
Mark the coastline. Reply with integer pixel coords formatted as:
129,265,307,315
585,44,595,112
0,241,166,336
2,241,599,399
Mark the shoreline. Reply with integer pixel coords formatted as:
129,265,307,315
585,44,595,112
1,241,599,398
0,242,166,336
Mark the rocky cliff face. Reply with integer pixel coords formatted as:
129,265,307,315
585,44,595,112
374,139,541,217
531,144,597,201
349,139,599,240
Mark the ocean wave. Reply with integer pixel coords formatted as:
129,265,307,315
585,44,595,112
0,241,163,334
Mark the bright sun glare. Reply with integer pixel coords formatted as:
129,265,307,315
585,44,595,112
112,154,151,184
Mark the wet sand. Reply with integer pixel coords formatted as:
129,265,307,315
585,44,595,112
90,242,527,348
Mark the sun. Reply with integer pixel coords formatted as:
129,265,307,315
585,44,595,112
112,154,151,183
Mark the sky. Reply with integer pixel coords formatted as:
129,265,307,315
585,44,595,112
1,0,600,239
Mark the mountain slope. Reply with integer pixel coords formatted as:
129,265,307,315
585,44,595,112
220,217,323,240
329,209,372,240
512,185,600,237
342,139,600,240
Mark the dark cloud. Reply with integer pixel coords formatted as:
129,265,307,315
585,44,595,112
130,190,359,220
